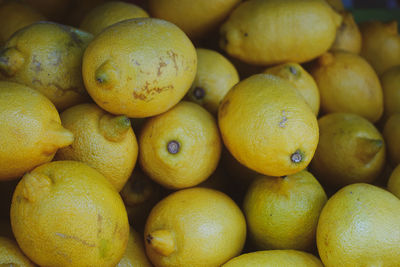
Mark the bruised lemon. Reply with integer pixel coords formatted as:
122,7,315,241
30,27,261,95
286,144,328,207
0,22,93,110
11,161,129,267
139,101,221,189
219,74,319,177
80,1,149,36
82,18,197,118
220,0,341,65
0,82,73,181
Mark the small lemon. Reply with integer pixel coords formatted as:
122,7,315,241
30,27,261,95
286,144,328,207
310,51,383,122
11,161,129,267
55,103,138,191
139,101,221,189
264,62,320,115
80,1,149,36
144,187,246,267
117,228,152,267
0,81,73,181
82,18,197,118
0,236,35,267
219,74,319,177
360,20,400,75
222,250,323,267
383,113,400,166
243,170,327,251
186,48,239,115
0,22,93,110
317,183,400,267
310,113,385,189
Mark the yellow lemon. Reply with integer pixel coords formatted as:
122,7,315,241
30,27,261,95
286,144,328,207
117,228,152,267
0,81,73,181
243,171,327,251
219,74,319,177
310,113,385,189
82,18,197,118
186,48,239,115
317,183,400,267
148,0,241,40
10,160,129,267
144,187,246,267
139,101,221,189
383,113,400,166
220,0,342,65
310,51,383,122
264,63,320,115
381,65,400,121
0,236,35,266
360,20,400,75
222,250,323,267
0,22,93,110
80,1,149,36
330,11,362,54
387,164,400,198
55,103,138,191
0,2,45,44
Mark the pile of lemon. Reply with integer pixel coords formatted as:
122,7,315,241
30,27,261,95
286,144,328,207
1,0,400,266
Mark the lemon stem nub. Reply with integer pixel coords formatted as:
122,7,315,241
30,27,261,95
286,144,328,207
146,229,176,256
291,150,303,163
167,140,180,154
0,47,25,76
99,115,131,142
193,87,205,100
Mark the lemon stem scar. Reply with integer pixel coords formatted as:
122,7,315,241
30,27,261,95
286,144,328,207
0,47,25,76
193,87,205,100
289,66,297,75
167,140,180,154
99,115,131,142
146,229,176,256
291,150,304,163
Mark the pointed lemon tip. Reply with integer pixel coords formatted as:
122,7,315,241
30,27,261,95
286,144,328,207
146,229,176,257
99,114,131,142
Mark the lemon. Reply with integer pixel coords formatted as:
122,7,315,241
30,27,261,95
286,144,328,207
220,0,342,65
222,250,323,267
381,65,400,121
0,2,45,44
383,113,400,166
0,81,73,181
10,160,129,267
139,101,221,189
144,187,246,267
148,0,241,40
310,51,383,122
387,164,400,198
0,22,93,110
219,74,319,177
317,183,400,267
360,20,400,75
117,228,152,267
330,11,362,54
0,236,34,266
310,113,385,189
80,1,149,36
82,18,197,118
264,63,320,115
186,48,239,115
243,170,327,251
55,103,138,191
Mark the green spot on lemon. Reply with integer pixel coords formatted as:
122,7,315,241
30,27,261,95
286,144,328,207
99,239,110,258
